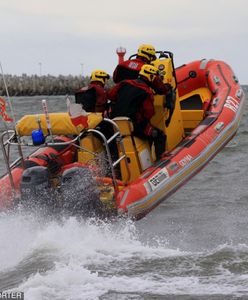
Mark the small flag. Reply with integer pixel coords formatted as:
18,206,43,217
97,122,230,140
67,98,88,131
0,97,13,122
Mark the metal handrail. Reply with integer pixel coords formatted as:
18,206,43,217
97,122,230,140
0,130,19,195
103,118,131,182
0,118,131,196
87,118,131,191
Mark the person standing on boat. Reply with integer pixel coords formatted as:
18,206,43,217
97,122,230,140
75,70,110,114
109,64,166,160
113,44,172,96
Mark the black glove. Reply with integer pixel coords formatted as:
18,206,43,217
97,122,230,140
151,128,165,139
144,124,164,138
164,83,172,91
151,128,159,138
165,88,176,110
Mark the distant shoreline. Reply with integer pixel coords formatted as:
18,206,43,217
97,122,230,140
0,74,114,96
0,74,246,96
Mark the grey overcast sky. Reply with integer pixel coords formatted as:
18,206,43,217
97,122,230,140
0,0,247,83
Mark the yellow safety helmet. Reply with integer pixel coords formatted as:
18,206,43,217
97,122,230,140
137,44,156,61
90,70,110,85
139,64,159,82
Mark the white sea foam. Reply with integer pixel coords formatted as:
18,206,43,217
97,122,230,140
18,260,248,300
0,211,184,298
20,216,183,264
2,210,248,299
0,211,42,271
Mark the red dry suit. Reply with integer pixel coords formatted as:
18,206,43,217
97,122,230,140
75,81,108,113
113,56,171,96
108,77,166,159
108,78,155,126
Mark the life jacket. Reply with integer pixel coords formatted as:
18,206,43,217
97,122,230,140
75,86,96,112
111,80,148,121
113,58,145,83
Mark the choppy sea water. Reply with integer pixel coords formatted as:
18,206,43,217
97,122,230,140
0,93,247,300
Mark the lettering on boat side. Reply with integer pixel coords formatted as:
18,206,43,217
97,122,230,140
179,154,193,167
148,169,169,191
224,96,239,113
167,161,179,172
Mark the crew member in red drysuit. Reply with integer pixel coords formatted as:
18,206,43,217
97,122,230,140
109,64,166,160
75,70,110,114
113,43,172,96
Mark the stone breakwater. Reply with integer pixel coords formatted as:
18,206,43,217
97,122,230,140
0,74,114,96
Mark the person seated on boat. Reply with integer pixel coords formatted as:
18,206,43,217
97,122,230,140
113,43,172,96
75,69,119,168
75,70,110,115
109,64,166,161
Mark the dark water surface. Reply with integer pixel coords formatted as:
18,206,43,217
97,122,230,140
0,94,247,300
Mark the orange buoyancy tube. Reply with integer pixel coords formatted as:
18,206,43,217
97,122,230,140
24,136,77,172
0,136,77,210
0,168,24,209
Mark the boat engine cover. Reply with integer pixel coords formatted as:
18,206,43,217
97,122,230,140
20,166,54,209
61,167,103,217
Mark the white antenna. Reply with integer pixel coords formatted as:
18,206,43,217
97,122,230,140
42,99,54,142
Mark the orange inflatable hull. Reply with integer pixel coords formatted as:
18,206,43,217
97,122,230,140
0,59,245,220
116,59,245,219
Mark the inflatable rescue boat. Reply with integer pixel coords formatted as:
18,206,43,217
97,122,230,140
0,52,245,220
